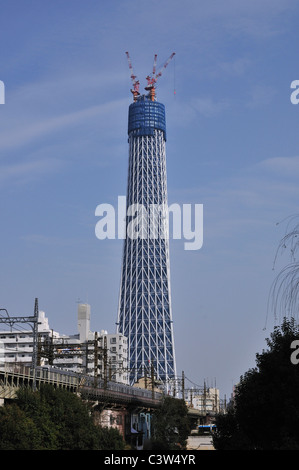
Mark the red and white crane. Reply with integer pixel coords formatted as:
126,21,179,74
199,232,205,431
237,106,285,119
125,51,140,101
126,52,175,101
145,52,175,101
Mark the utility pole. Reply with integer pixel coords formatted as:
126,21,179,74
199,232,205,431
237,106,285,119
103,336,108,389
203,380,207,416
0,298,39,389
85,341,89,374
37,334,42,366
94,331,98,386
151,362,155,400
49,330,54,365
31,298,39,387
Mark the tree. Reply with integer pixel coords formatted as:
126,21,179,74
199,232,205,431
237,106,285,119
150,396,190,450
96,425,125,450
270,215,299,324
212,405,252,450
0,403,41,450
0,385,124,450
213,318,299,450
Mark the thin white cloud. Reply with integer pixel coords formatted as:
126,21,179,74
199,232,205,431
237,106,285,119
0,98,127,152
20,234,66,245
192,97,230,117
246,85,277,109
218,58,252,76
257,156,299,177
0,157,62,184
168,153,299,247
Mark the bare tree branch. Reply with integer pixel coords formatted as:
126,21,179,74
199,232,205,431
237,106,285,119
269,214,299,325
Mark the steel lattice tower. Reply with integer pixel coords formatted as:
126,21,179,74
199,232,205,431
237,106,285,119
116,92,176,386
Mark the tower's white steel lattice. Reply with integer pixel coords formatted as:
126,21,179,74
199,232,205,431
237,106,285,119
117,94,176,385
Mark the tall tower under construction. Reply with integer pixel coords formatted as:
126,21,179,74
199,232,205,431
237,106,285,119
117,53,176,386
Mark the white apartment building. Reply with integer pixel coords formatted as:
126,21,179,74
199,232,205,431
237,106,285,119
0,310,60,368
187,387,220,414
0,304,129,385
96,331,128,384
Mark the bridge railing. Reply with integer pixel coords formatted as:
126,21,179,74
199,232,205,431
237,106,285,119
0,364,80,390
0,364,164,406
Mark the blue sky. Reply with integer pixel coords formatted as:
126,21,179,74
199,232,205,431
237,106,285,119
1,0,299,399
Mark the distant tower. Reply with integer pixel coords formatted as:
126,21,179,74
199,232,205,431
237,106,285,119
77,303,91,342
117,53,176,386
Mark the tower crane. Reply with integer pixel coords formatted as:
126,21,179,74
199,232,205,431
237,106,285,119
125,51,140,102
145,52,175,101
152,54,158,76
125,52,175,102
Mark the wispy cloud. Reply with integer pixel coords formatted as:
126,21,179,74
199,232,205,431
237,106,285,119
0,98,127,152
169,153,299,246
20,234,67,246
246,85,277,109
218,58,252,76
0,157,62,184
257,156,299,177
192,96,230,117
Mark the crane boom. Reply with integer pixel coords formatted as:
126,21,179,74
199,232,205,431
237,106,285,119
125,51,140,101
145,52,175,101
152,54,157,76
155,52,176,79
125,51,175,102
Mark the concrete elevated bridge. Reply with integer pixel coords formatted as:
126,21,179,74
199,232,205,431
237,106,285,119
0,365,163,409
0,364,206,419
0,364,210,448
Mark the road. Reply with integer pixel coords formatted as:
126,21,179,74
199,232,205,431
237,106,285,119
187,435,215,450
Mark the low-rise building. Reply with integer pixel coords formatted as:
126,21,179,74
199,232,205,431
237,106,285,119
0,304,129,385
186,386,220,415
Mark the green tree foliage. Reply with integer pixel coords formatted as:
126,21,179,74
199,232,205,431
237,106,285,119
0,385,124,450
96,425,125,450
213,318,299,450
0,403,41,450
150,396,190,450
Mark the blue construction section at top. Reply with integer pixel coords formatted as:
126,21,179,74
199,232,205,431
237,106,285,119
128,94,166,141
